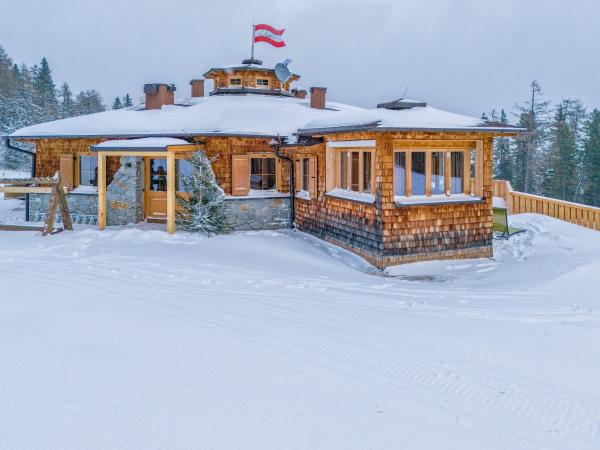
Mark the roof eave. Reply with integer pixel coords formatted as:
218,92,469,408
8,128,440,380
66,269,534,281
10,131,280,140
296,125,526,136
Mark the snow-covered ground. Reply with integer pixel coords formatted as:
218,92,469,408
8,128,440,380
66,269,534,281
0,198,599,449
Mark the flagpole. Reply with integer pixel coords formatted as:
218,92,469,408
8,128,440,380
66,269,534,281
250,21,255,61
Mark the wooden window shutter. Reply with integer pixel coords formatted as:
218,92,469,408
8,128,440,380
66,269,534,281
231,155,250,196
309,155,317,198
59,154,74,189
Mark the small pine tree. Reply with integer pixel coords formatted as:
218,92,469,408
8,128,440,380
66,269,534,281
112,97,122,109
494,109,514,182
122,93,133,107
33,57,59,121
176,151,227,234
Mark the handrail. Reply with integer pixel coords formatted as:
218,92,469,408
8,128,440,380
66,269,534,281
493,180,600,231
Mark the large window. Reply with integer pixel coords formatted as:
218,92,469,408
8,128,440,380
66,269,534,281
337,149,374,193
394,149,470,198
250,157,276,190
79,155,98,187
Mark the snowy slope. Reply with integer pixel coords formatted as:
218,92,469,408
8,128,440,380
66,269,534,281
0,211,599,449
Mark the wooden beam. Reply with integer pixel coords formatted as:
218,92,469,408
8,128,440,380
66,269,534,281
98,152,107,230
166,152,176,234
0,186,53,194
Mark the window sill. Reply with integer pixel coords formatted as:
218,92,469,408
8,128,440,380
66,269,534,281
394,194,482,206
295,190,312,200
225,190,290,200
325,189,375,204
71,186,98,195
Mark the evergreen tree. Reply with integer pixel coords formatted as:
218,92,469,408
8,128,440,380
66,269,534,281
513,80,551,193
481,112,489,121
541,100,580,200
74,89,105,115
582,109,600,207
33,57,59,121
494,109,514,181
58,82,75,118
176,151,227,234
112,97,122,109
122,93,133,107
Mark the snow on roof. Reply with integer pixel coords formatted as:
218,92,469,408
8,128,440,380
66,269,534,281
10,95,364,139
300,105,492,133
92,137,190,150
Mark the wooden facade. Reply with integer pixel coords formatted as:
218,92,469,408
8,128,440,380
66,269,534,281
284,131,496,268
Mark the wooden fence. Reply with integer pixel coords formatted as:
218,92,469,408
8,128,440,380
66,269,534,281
493,180,600,231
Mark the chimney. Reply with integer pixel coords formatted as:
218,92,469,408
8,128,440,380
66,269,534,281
310,87,327,109
190,79,205,98
292,88,307,99
144,83,176,110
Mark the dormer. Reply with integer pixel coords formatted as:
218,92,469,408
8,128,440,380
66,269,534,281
203,59,300,96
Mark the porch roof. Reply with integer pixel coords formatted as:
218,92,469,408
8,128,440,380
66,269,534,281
90,137,195,152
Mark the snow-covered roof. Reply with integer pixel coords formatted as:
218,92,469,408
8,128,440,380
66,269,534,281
10,95,364,139
9,94,520,141
299,105,522,134
92,137,190,150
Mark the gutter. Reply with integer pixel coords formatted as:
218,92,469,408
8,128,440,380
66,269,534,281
271,137,295,228
4,137,36,221
9,132,282,140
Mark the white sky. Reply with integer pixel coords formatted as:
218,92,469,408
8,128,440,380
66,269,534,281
3,0,599,120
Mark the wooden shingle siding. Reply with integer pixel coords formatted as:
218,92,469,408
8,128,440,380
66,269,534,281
286,131,494,268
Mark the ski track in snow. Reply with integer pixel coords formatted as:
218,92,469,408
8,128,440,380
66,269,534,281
1,212,600,449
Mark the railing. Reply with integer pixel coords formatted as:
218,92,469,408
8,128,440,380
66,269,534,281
493,180,600,231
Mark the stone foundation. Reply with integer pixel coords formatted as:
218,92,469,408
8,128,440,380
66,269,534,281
28,191,98,224
224,196,291,231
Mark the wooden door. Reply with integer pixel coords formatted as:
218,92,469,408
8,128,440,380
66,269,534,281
145,158,168,220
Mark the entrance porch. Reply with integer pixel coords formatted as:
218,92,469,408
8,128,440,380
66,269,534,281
91,138,198,234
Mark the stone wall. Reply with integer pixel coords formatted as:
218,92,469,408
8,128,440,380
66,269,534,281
224,196,291,231
28,191,98,224
106,156,143,225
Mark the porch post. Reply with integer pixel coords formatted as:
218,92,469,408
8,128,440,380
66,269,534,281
166,151,176,234
98,151,107,229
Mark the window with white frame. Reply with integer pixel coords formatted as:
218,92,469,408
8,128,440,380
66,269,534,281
393,148,474,199
79,155,98,187
337,149,374,194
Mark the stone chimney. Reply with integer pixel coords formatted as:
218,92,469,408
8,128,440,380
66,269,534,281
190,79,205,98
144,83,176,110
292,88,307,99
310,87,327,109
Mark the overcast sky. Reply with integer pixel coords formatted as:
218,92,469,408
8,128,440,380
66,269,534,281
3,0,599,119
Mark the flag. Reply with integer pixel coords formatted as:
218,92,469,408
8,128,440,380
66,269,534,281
253,24,286,48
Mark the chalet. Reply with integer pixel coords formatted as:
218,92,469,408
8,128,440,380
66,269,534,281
7,58,519,268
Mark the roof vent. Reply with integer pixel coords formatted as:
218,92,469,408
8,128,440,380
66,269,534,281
377,98,427,110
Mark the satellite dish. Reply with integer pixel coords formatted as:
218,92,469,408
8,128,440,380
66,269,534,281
275,59,293,83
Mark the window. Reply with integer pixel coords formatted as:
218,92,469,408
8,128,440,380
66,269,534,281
336,149,374,193
411,152,426,196
301,158,310,191
79,155,98,187
450,152,464,194
250,157,276,190
257,78,269,87
394,149,470,198
150,159,167,191
229,78,242,87
176,159,193,192
394,152,406,196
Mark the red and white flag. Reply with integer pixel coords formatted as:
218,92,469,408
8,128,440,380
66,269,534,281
253,24,286,48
